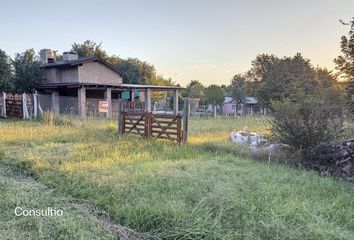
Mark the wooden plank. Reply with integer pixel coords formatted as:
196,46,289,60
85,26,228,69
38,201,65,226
124,112,145,117
154,135,178,141
151,130,178,136
125,126,146,131
151,125,178,130
126,122,145,127
151,119,178,124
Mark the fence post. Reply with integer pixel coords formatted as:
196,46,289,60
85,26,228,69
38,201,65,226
144,112,149,138
22,93,29,119
33,92,38,118
213,101,217,118
38,93,43,116
122,111,126,134
1,92,6,118
117,99,123,134
183,97,189,143
177,115,182,144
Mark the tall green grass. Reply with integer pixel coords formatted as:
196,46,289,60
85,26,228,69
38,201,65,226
1,117,354,239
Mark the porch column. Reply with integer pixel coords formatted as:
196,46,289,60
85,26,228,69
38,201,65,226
105,88,112,118
78,87,86,118
145,88,152,112
173,89,179,115
52,90,60,115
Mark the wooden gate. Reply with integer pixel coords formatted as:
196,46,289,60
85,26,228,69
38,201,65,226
122,111,184,143
5,99,23,118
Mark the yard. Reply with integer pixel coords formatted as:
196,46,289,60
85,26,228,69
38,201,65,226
1,117,354,239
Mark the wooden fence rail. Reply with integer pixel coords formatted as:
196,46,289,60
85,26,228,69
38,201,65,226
5,99,23,118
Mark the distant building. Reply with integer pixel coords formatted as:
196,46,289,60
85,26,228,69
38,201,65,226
222,97,237,115
222,96,259,115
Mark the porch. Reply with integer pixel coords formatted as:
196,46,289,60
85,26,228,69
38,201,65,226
34,83,183,118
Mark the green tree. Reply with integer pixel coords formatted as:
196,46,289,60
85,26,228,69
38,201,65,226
229,74,246,103
0,49,12,92
247,54,279,82
115,58,157,85
12,49,43,93
203,84,226,104
71,40,175,87
314,67,337,88
256,53,316,107
71,40,108,59
334,17,354,111
182,80,204,98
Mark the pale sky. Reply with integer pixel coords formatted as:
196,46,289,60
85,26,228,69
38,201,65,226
0,0,353,86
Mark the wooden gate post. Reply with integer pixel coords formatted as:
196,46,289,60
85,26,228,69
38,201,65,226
117,99,123,134
183,97,189,143
1,92,6,118
177,115,182,144
144,112,152,138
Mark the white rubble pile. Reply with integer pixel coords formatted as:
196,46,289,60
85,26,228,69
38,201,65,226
230,131,264,147
230,131,290,151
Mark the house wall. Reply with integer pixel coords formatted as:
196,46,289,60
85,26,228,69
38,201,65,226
223,102,236,115
42,61,122,85
42,67,79,83
43,69,58,83
61,67,79,82
79,61,123,85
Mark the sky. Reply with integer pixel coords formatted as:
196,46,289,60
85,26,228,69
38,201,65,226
0,0,353,86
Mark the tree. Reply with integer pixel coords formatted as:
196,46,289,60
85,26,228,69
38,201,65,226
0,49,12,92
314,67,337,88
12,49,43,93
203,84,226,105
115,57,157,85
256,53,316,107
334,17,354,111
71,40,108,59
182,80,204,98
71,40,176,87
247,54,279,82
229,74,246,103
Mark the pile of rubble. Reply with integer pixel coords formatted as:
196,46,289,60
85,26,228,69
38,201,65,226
230,131,291,152
313,139,354,181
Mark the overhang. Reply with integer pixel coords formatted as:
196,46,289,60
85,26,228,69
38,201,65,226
34,82,184,91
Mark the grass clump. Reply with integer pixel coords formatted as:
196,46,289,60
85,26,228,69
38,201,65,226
36,111,74,127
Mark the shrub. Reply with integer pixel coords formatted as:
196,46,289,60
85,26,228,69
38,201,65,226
270,96,344,160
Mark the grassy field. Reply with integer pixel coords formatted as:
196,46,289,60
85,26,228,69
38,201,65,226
1,116,354,239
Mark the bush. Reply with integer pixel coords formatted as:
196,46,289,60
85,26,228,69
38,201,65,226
270,96,344,160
